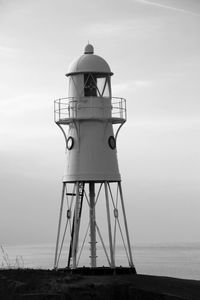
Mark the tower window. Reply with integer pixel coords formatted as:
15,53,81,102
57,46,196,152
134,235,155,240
84,73,110,97
84,74,97,96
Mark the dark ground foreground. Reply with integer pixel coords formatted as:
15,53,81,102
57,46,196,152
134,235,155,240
0,268,200,300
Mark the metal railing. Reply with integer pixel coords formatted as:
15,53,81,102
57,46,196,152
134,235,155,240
54,97,126,124
111,97,127,121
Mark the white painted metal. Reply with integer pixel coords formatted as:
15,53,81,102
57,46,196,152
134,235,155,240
54,182,66,269
61,45,120,182
104,182,115,267
54,45,136,272
54,97,127,123
84,44,94,54
95,222,111,266
118,182,134,268
66,44,113,76
71,182,83,268
89,182,97,267
71,183,80,268
63,121,120,182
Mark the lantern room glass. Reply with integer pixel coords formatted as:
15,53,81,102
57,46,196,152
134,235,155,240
84,73,111,97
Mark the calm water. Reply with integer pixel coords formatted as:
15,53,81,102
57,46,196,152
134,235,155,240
1,243,200,280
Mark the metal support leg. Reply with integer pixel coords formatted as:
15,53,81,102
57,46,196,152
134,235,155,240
71,182,80,268
118,181,134,267
54,182,66,269
104,181,115,267
89,182,97,267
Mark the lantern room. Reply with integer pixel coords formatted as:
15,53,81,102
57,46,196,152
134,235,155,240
66,44,113,99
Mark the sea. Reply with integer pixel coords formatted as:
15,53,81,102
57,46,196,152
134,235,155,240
1,242,200,281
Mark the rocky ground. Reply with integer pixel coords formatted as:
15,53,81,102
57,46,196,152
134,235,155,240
0,268,200,299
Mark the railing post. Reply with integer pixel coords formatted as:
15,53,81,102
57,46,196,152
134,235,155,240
58,99,61,121
124,98,127,120
111,98,112,119
54,101,56,123
67,98,70,119
120,98,122,119
75,98,78,118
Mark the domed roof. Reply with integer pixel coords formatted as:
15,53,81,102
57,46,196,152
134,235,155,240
66,44,113,76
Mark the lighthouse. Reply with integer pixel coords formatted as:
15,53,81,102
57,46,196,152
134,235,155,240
54,44,136,271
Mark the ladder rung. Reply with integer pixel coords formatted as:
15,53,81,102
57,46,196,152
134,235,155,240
66,193,76,196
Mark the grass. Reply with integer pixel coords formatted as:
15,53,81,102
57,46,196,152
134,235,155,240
0,245,24,269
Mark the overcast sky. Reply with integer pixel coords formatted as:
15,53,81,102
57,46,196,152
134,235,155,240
0,0,200,246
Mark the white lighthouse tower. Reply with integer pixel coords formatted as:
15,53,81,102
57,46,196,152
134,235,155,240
54,44,135,271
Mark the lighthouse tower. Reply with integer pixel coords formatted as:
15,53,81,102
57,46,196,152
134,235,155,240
54,44,135,271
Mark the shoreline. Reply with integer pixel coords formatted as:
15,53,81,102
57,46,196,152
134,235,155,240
0,268,200,299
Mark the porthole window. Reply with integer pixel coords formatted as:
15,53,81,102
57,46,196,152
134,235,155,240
67,136,74,150
108,136,116,149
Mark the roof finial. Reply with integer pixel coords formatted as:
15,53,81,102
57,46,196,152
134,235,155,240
84,43,94,54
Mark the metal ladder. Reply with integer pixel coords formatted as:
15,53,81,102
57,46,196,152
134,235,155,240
67,182,84,268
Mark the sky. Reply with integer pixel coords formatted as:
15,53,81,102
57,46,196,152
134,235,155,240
0,0,200,246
